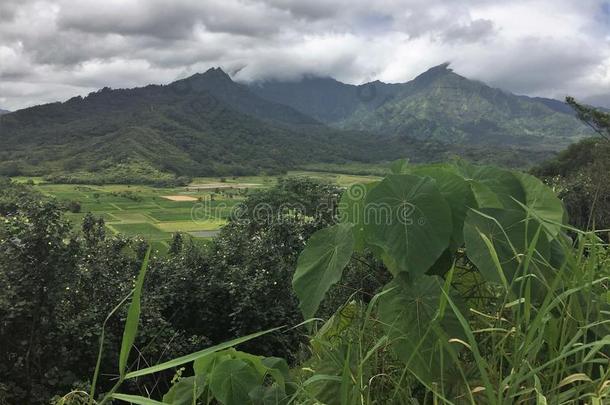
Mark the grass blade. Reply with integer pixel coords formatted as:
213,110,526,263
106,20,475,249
111,393,166,405
119,248,151,377
125,327,282,379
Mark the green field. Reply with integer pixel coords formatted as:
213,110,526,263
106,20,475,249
30,180,249,248
22,172,380,248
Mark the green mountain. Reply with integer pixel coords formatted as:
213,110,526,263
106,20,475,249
0,68,469,183
251,63,591,149
0,66,568,184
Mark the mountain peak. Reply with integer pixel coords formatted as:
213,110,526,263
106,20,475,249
201,67,231,80
180,67,233,84
411,62,455,85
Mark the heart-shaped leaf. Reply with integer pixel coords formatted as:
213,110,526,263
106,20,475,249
363,174,452,276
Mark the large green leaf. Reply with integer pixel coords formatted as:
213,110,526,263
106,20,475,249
339,182,378,252
463,208,551,286
363,174,452,276
292,223,355,319
248,384,288,405
208,359,261,405
408,167,475,249
389,158,410,174
162,375,206,405
452,162,525,209
119,248,151,377
514,172,565,236
377,275,464,384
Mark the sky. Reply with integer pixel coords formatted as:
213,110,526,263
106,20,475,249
0,0,609,110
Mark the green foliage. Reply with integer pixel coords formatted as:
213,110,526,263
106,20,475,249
293,223,355,320
290,160,609,403
363,174,453,276
534,144,610,237
4,164,610,404
566,96,610,140
532,100,610,235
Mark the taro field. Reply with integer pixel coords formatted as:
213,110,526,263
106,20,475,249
16,172,379,252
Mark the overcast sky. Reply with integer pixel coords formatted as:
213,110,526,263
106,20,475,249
0,0,609,110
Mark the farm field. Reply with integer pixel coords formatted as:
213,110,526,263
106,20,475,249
17,171,380,251
28,181,251,252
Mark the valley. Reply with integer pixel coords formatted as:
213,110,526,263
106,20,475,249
14,171,381,252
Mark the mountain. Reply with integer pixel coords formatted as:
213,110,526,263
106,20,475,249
0,69,342,182
251,63,591,149
0,66,570,183
0,68,470,183
0,109,9,115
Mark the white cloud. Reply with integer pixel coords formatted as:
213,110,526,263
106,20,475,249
0,0,608,110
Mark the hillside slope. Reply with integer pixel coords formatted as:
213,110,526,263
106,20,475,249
0,67,567,183
251,64,591,149
0,69,467,182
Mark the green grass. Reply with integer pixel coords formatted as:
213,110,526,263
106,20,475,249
109,223,168,240
147,209,194,222
156,220,226,232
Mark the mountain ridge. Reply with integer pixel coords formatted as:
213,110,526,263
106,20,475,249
0,67,472,182
0,65,586,182
250,63,591,148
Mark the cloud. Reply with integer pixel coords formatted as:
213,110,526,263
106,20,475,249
0,0,608,110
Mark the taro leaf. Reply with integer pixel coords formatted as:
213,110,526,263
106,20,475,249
408,167,475,249
426,248,454,277
389,158,410,174
162,374,206,405
377,275,464,384
452,162,525,209
262,357,291,393
193,351,231,377
363,174,452,277
208,359,261,405
339,182,379,252
463,208,551,286
248,384,288,405
514,172,565,236
293,223,355,320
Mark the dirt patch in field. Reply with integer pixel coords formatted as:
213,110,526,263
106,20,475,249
161,195,199,202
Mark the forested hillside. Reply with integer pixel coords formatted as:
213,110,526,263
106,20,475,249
252,63,591,147
0,67,558,184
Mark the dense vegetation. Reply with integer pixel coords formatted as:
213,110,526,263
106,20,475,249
0,177,365,404
533,99,610,235
2,153,608,404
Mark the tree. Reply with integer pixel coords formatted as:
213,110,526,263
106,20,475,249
566,96,610,140
532,99,610,234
